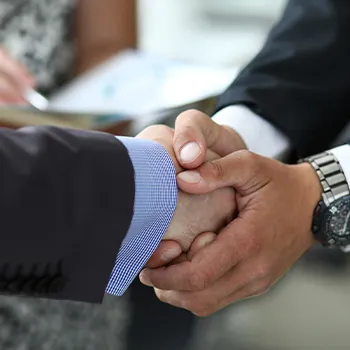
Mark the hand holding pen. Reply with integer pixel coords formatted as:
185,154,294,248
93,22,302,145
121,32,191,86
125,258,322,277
0,47,37,106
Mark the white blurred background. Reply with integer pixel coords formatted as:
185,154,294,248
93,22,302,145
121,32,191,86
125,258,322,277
138,0,286,66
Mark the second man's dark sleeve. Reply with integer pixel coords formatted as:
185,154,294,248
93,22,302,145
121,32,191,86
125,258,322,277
216,0,350,157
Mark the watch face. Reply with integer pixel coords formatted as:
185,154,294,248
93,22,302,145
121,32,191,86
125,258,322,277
324,196,350,244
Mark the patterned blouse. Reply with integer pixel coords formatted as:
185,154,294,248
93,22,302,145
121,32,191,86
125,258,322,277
0,4,132,350
0,0,76,94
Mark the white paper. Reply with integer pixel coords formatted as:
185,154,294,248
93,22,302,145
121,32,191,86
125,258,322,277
47,50,238,116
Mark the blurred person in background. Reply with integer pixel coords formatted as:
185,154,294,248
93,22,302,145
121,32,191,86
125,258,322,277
0,0,136,102
0,1,196,349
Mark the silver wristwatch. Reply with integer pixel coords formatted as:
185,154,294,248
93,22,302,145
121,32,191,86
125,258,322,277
301,152,350,250
305,152,349,206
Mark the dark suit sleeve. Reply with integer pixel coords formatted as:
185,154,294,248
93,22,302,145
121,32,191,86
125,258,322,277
215,0,350,157
0,126,135,303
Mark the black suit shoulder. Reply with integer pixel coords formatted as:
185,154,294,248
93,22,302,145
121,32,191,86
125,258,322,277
216,0,350,156
0,126,135,303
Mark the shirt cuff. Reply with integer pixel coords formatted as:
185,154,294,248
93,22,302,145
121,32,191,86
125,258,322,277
105,136,178,296
329,144,350,185
212,105,292,160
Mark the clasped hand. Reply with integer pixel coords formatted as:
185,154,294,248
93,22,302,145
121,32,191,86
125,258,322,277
138,110,321,316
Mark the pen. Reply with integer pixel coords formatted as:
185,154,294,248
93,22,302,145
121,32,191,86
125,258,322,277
22,87,49,111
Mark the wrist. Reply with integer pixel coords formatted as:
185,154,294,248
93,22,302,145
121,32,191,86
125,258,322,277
136,125,183,173
297,162,323,203
294,163,323,247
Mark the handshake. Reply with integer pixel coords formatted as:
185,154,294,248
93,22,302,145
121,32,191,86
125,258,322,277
135,110,322,316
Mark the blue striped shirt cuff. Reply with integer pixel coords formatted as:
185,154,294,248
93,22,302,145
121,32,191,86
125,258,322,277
105,136,178,296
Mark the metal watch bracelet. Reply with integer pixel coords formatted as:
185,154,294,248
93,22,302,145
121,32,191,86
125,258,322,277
300,152,350,206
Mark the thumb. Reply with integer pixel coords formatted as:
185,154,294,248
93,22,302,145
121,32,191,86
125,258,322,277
177,150,271,195
152,232,217,266
145,240,182,268
187,232,217,260
174,110,246,169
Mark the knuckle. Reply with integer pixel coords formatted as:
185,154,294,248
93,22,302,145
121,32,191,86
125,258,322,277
182,109,203,119
190,109,209,123
253,262,270,280
175,110,208,140
177,109,196,122
237,150,260,173
176,109,202,127
142,125,161,133
208,160,225,181
239,149,256,162
175,124,195,145
247,236,262,255
187,271,210,291
140,124,173,138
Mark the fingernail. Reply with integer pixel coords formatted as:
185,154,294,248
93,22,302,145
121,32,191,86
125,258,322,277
178,171,201,184
154,289,171,303
161,249,179,262
198,234,216,247
180,142,201,163
155,289,186,308
139,271,153,287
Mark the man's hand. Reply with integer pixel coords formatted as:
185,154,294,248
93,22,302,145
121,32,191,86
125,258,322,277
140,150,322,316
146,110,247,265
0,48,35,105
173,110,246,169
136,124,236,258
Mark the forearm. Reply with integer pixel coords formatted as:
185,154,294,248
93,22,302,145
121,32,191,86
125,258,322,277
0,126,135,302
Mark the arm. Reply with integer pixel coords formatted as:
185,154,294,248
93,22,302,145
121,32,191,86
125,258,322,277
0,124,235,303
145,142,350,316
0,48,35,105
150,110,350,315
0,126,135,303
215,0,350,157
74,0,137,74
